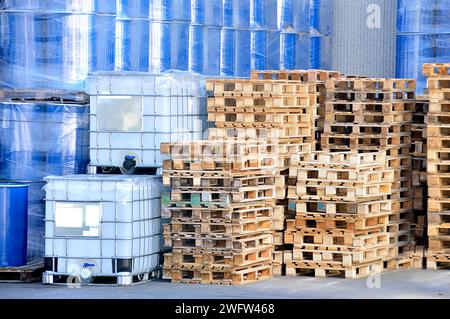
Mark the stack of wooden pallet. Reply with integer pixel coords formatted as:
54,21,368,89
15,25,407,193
425,63,450,269
251,69,341,150
411,96,429,247
285,151,393,278
321,77,419,269
206,77,318,275
161,140,277,284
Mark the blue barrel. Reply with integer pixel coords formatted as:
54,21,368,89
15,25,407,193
0,10,116,90
150,0,191,22
220,28,236,76
250,0,277,30
251,30,267,70
191,0,223,26
23,181,45,262
115,18,150,71
223,0,250,28
116,0,150,18
397,0,434,33
189,25,221,75
434,0,450,33
0,0,116,14
236,29,251,77
0,183,28,267
278,0,310,33
280,32,296,69
0,101,90,180
436,33,450,63
149,21,190,72
396,34,435,94
265,31,281,70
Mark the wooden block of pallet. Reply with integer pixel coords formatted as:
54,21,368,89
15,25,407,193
426,253,450,270
423,63,450,78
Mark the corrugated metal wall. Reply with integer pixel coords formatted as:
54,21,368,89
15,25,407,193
332,0,397,78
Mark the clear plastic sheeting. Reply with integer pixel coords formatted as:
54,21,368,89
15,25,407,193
86,72,207,168
44,174,163,276
396,0,450,93
24,181,46,263
0,101,90,180
310,0,333,69
0,0,313,90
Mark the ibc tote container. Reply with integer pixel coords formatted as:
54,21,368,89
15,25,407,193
86,72,207,172
42,175,162,285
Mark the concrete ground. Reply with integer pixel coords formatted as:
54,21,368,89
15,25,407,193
0,269,449,299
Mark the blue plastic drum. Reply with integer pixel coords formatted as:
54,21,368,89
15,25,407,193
0,183,28,267
115,18,150,71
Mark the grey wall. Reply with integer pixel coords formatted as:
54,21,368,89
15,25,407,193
332,0,397,78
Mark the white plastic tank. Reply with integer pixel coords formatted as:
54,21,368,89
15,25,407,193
43,175,162,283
85,72,208,171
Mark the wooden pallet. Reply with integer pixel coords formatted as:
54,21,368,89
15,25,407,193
288,199,393,216
206,79,317,96
284,228,389,247
326,78,416,92
164,262,272,285
250,69,341,82
166,185,277,204
0,89,89,103
285,260,383,279
326,101,415,114
428,101,450,113
165,233,273,252
292,244,389,266
163,172,279,189
164,246,273,270
324,123,410,136
164,217,274,236
325,112,412,125
287,213,389,232
162,200,272,221
207,95,317,109
287,183,391,201
0,262,44,283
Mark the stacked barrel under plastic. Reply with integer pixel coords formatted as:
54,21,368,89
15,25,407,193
396,0,450,94
0,0,313,90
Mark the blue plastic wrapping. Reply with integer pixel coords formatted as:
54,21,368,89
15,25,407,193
117,0,149,18
0,98,89,263
0,101,89,180
115,18,150,72
397,0,450,33
191,0,223,26
309,0,333,70
0,10,116,90
0,0,116,14
0,0,314,88
396,0,450,93
149,0,192,22
281,32,311,70
149,21,190,73
0,183,28,267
